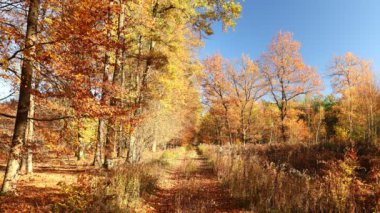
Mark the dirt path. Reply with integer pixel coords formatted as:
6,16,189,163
147,148,246,213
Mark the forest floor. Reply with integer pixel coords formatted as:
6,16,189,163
146,148,247,212
0,159,95,212
0,149,247,212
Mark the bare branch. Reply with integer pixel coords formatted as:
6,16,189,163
0,113,74,121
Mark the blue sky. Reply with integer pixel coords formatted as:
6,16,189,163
200,0,380,94
1,1,380,99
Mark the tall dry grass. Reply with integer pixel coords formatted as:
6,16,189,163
199,144,379,212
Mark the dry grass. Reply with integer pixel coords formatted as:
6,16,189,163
48,147,190,212
0,149,171,212
199,143,380,212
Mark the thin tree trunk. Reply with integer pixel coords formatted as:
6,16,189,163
127,134,137,164
76,147,84,161
347,77,354,145
117,125,124,157
348,96,353,144
152,119,158,152
315,108,322,144
76,129,85,161
93,119,106,166
152,103,158,152
269,121,273,144
152,125,157,153
1,0,40,193
370,104,375,143
222,104,233,145
240,108,246,144
280,110,287,143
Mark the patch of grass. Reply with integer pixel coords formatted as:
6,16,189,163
159,147,186,166
183,159,198,179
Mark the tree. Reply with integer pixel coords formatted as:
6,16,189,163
331,53,379,144
260,32,320,143
0,0,242,192
1,0,40,193
203,54,235,144
229,55,267,144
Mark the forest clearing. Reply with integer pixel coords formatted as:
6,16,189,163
1,0,380,212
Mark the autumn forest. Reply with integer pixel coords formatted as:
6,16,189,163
0,0,379,212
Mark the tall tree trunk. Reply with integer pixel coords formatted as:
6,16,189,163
103,0,125,169
126,33,154,162
1,0,40,193
93,0,111,167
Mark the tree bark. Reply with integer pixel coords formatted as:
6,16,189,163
26,94,34,174
127,134,137,164
76,131,85,161
104,118,117,169
20,94,35,174
222,103,233,145
103,0,125,169
26,149,33,174
93,119,106,166
280,106,287,143
1,0,40,193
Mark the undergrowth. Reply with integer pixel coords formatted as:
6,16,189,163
199,143,380,212
53,147,187,212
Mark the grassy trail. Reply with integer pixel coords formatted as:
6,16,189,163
147,148,245,213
